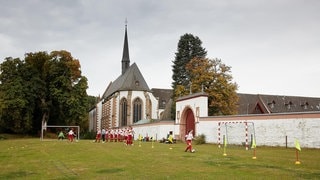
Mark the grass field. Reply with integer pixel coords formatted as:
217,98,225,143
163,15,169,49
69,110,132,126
0,138,319,180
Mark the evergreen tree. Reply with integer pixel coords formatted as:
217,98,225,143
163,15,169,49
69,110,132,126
171,33,207,119
172,33,207,93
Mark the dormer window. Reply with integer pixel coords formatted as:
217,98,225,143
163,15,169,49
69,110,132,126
268,100,276,109
300,102,309,110
285,101,293,110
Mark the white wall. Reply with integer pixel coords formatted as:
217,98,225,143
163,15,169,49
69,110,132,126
131,115,320,149
132,121,178,141
96,102,102,131
148,92,159,119
198,115,320,148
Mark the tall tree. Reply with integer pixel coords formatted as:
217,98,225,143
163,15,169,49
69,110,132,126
0,50,89,134
0,57,33,133
46,50,88,126
185,57,239,115
172,33,207,93
171,33,207,119
24,51,51,133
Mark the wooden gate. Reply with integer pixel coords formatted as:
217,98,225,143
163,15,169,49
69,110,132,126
185,108,195,136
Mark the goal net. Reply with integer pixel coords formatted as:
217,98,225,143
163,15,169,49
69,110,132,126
40,124,80,141
218,121,255,150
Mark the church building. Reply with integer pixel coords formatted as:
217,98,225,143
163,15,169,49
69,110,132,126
88,24,164,131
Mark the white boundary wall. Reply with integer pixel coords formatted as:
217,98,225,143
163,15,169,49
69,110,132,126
131,121,178,141
132,113,320,148
199,113,320,148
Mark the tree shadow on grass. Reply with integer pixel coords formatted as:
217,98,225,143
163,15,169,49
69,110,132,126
96,168,125,174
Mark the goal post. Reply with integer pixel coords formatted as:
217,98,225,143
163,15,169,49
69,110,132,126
40,124,80,141
218,121,256,150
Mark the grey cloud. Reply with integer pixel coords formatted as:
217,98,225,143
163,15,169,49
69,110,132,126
0,0,319,97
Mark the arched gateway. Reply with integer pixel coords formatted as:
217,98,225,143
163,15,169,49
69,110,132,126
179,107,195,140
176,92,208,140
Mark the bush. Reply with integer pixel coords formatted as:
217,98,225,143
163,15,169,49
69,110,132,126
43,132,58,139
81,131,96,139
194,134,206,145
0,134,7,140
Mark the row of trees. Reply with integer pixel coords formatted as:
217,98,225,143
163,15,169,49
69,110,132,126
0,50,94,134
171,33,239,117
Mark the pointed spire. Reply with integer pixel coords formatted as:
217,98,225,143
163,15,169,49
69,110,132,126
122,18,130,75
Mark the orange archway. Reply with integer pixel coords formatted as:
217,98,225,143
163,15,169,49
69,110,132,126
179,107,195,141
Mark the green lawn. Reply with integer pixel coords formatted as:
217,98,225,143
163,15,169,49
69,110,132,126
0,138,319,179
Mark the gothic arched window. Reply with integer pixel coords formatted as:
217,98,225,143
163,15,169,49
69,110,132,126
133,98,142,123
120,98,127,126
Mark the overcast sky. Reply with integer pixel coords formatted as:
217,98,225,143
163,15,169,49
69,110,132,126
1,0,319,97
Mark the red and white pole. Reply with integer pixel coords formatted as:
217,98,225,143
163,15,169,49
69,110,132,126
245,121,248,150
218,122,221,148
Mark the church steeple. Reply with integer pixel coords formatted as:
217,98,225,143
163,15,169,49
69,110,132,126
121,19,130,75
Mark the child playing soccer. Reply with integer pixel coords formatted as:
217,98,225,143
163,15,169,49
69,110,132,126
185,130,194,152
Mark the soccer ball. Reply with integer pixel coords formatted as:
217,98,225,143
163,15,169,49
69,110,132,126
191,149,196,153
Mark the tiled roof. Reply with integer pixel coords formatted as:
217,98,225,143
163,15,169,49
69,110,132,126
237,93,320,114
102,63,150,99
150,90,320,115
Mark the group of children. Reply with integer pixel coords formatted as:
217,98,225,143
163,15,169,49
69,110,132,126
57,126,194,152
95,126,134,145
94,127,194,152
58,128,77,142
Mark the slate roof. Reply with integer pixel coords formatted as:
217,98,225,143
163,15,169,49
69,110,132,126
102,63,150,99
237,93,320,114
150,89,320,115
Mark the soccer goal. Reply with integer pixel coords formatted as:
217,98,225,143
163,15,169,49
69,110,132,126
218,121,256,150
40,122,80,141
